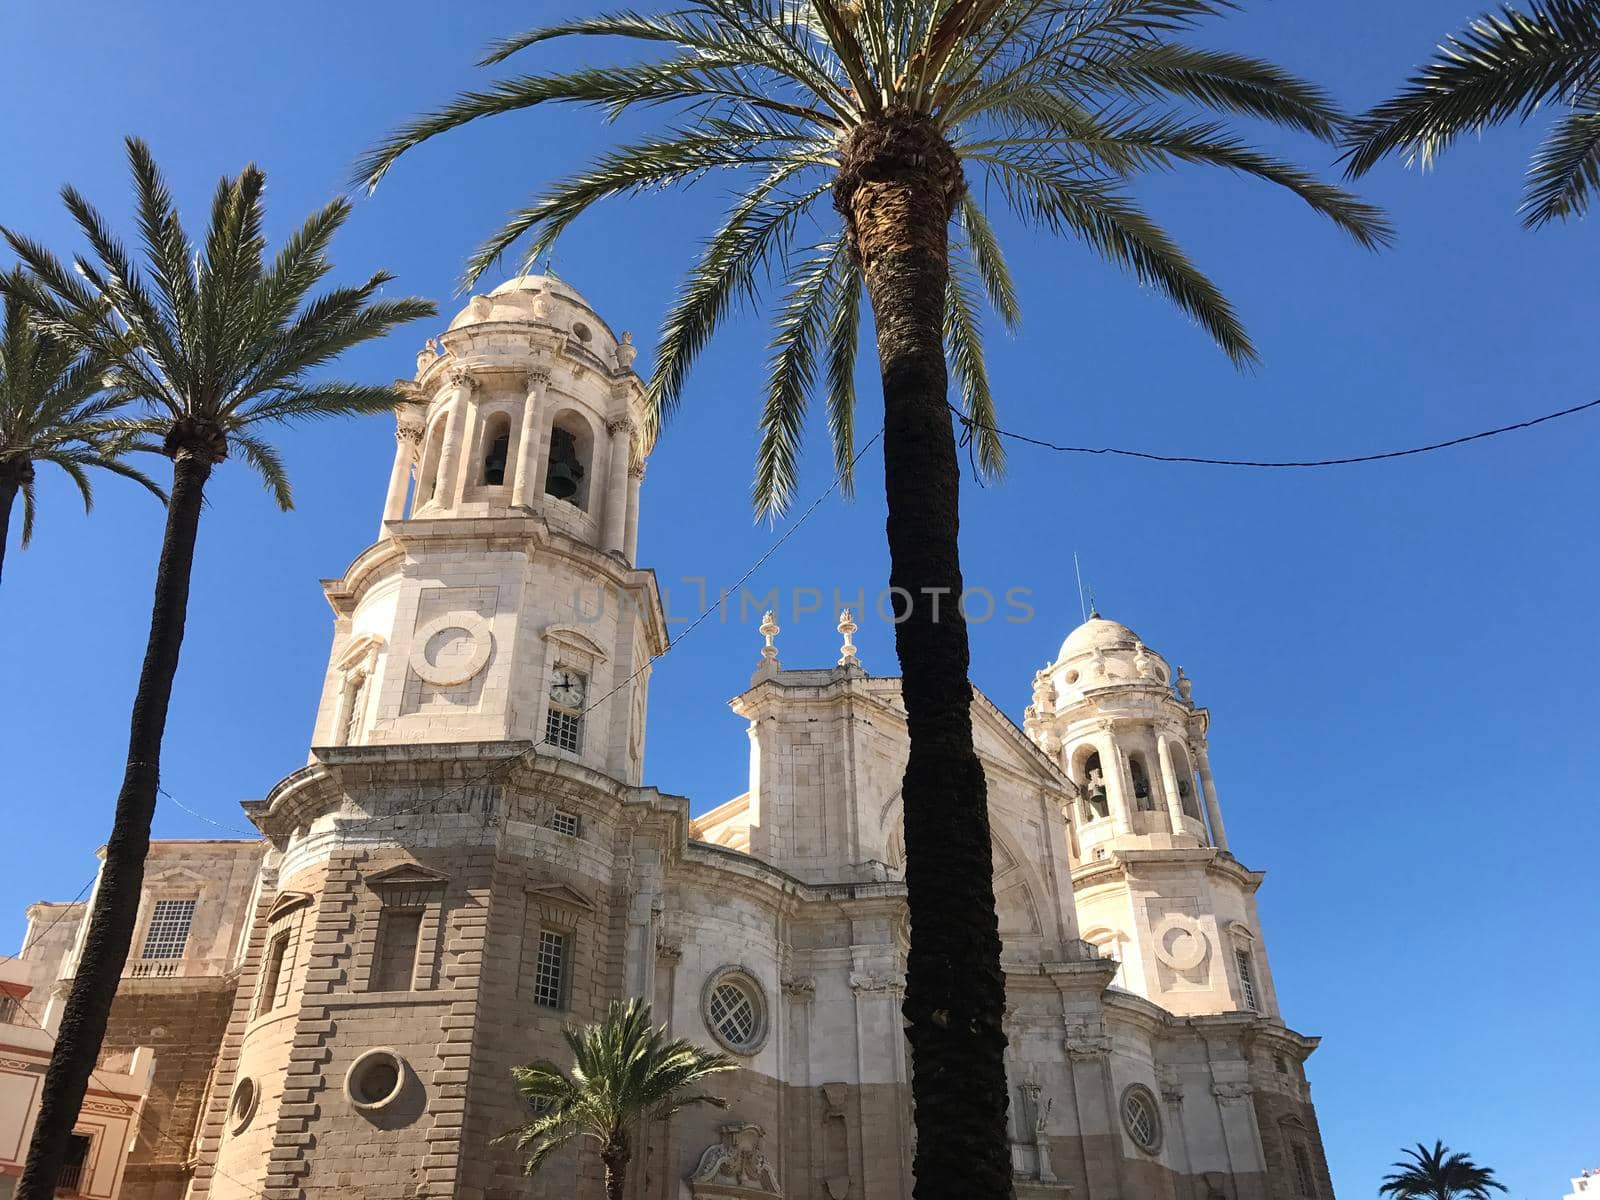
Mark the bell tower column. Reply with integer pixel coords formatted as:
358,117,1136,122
1194,743,1230,853
1097,732,1134,835
433,365,476,511
381,404,426,530
623,462,644,563
509,366,551,508
602,417,633,554
1157,734,1187,836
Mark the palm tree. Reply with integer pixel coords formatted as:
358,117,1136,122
1343,0,1600,226
357,5,1389,1195
1380,1140,1508,1200
502,998,736,1200
0,272,163,584
0,137,434,1200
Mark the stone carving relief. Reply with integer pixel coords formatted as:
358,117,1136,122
655,930,684,963
1211,1081,1253,1105
848,971,901,995
1151,913,1211,972
409,613,494,687
689,1123,782,1198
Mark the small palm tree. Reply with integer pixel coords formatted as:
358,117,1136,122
357,5,1389,1195
502,999,736,1200
1344,0,1600,226
0,273,163,584
0,137,434,1200
1380,1140,1509,1200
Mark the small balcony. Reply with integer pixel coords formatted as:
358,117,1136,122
122,956,225,981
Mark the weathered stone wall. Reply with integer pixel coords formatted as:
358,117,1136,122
102,981,237,1200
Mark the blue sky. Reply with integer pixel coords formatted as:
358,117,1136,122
2,2,1596,1196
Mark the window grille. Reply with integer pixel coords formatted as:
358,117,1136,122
1120,1087,1161,1152
0,995,20,1024
59,1134,91,1192
546,708,582,753
533,931,568,1009
1235,948,1259,1011
140,899,196,960
1293,1145,1318,1197
549,810,581,838
708,982,758,1048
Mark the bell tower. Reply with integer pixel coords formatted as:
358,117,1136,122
308,275,668,785
1023,614,1279,1019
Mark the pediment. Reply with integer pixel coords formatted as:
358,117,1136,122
265,891,314,923
542,624,609,661
144,866,213,889
366,863,449,889
526,883,595,912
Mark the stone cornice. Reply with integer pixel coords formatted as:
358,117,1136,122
322,518,670,657
1069,845,1263,892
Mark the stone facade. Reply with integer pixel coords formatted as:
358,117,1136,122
10,276,1337,1200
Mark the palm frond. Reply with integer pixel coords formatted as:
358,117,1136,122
229,430,293,510
754,241,849,518
1523,104,1600,224
461,121,828,288
1091,43,1349,141
1344,0,1600,177
823,255,864,497
647,174,833,435
957,196,1021,331
946,248,1005,479
975,150,1257,365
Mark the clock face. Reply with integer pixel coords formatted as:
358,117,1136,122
550,668,587,709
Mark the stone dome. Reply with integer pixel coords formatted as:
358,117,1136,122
444,275,618,348
1056,615,1142,662
486,273,590,305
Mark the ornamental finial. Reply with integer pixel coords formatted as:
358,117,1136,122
759,610,780,665
837,609,860,669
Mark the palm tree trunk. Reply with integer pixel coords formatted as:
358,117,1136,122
836,115,1012,1200
601,1143,629,1200
0,468,17,585
16,451,212,1200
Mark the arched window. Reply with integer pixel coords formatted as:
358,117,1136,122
544,413,593,510
341,670,369,746
1171,744,1203,820
1080,750,1109,821
415,413,447,510
481,413,511,486
1129,754,1155,810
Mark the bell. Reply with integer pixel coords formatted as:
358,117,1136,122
545,460,582,500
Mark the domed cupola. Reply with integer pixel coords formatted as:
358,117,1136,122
1044,613,1175,710
1023,612,1217,858
380,274,650,560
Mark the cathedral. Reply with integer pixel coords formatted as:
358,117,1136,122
1,277,1335,1200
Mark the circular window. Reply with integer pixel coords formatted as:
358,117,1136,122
1065,670,1080,684
229,1077,258,1133
572,322,593,343
1120,1083,1163,1153
346,1049,406,1112
702,968,767,1055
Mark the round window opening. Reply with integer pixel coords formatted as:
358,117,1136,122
1120,1083,1163,1154
703,969,767,1055
346,1049,406,1112
229,1077,258,1133
572,322,593,343
1065,670,1080,684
